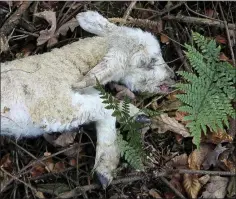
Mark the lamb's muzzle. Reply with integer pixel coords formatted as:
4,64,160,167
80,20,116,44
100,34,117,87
1,11,175,188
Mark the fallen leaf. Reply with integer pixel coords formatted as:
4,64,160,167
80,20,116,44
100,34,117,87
34,11,57,46
188,143,214,170
215,35,227,44
166,153,188,169
63,143,83,158
202,143,228,170
35,191,45,199
170,174,185,195
0,153,12,171
175,111,188,122
149,188,162,199
160,34,170,44
222,159,236,172
219,52,230,61
198,175,210,185
151,113,191,137
54,161,66,173
30,164,46,177
201,129,233,144
183,174,201,199
44,132,77,147
202,176,229,198
227,176,236,198
55,18,79,36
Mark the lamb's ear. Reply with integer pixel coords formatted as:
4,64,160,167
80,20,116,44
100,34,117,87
72,51,125,90
77,11,117,36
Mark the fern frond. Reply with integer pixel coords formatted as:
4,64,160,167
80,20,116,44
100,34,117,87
177,32,236,148
95,79,145,169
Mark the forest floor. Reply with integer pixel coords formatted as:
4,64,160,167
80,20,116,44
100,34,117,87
0,1,235,199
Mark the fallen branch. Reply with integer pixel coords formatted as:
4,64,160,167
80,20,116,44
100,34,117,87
0,1,32,53
219,3,235,66
162,15,236,30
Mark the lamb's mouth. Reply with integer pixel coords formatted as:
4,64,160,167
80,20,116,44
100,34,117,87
158,83,172,93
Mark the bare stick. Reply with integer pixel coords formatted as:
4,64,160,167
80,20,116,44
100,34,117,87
0,1,32,36
219,3,235,66
160,176,186,199
162,15,236,30
123,1,136,21
0,167,37,193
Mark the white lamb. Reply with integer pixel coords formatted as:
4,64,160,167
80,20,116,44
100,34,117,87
1,11,175,188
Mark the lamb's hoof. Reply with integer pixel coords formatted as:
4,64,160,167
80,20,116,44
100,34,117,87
96,172,111,189
135,114,151,124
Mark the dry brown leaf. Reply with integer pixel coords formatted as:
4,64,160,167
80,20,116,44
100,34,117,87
44,156,54,172
188,143,214,170
30,164,46,177
44,132,77,147
151,113,191,137
160,34,170,44
63,143,82,158
227,176,236,198
54,161,66,173
53,132,77,147
205,9,215,18
55,18,79,36
166,153,188,169
34,11,57,46
202,176,229,198
198,175,210,185
201,129,233,144
222,159,236,172
215,35,227,44
170,174,185,195
219,52,230,61
183,174,201,199
0,153,12,170
149,189,162,199
175,111,188,122
202,143,228,170
35,191,45,199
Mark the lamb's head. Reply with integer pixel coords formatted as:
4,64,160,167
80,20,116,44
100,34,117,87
73,11,175,94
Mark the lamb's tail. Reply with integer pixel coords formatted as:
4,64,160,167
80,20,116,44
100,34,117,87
76,11,117,36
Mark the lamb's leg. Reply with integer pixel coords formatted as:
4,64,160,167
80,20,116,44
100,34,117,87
94,116,119,189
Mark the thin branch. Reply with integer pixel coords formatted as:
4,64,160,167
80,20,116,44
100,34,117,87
219,3,235,66
123,1,136,21
162,15,236,30
160,176,186,199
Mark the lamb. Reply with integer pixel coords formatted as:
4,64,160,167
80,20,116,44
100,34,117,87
1,11,175,188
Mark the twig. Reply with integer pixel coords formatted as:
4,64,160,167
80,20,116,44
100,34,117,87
56,175,145,198
15,28,39,37
134,2,184,16
0,1,32,35
162,15,236,30
160,176,186,199
123,1,136,21
178,169,236,176
184,3,222,22
0,167,37,193
219,3,235,66
109,17,162,33
168,23,192,72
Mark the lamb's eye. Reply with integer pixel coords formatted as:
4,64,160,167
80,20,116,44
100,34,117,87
150,58,157,63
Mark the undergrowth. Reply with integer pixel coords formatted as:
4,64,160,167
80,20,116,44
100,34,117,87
95,79,146,170
176,32,236,148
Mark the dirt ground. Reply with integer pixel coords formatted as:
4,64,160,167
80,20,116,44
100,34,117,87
0,1,235,199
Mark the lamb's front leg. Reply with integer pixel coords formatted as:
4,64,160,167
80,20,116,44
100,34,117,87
94,116,119,189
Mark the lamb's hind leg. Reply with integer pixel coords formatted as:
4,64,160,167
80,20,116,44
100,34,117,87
94,116,119,189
